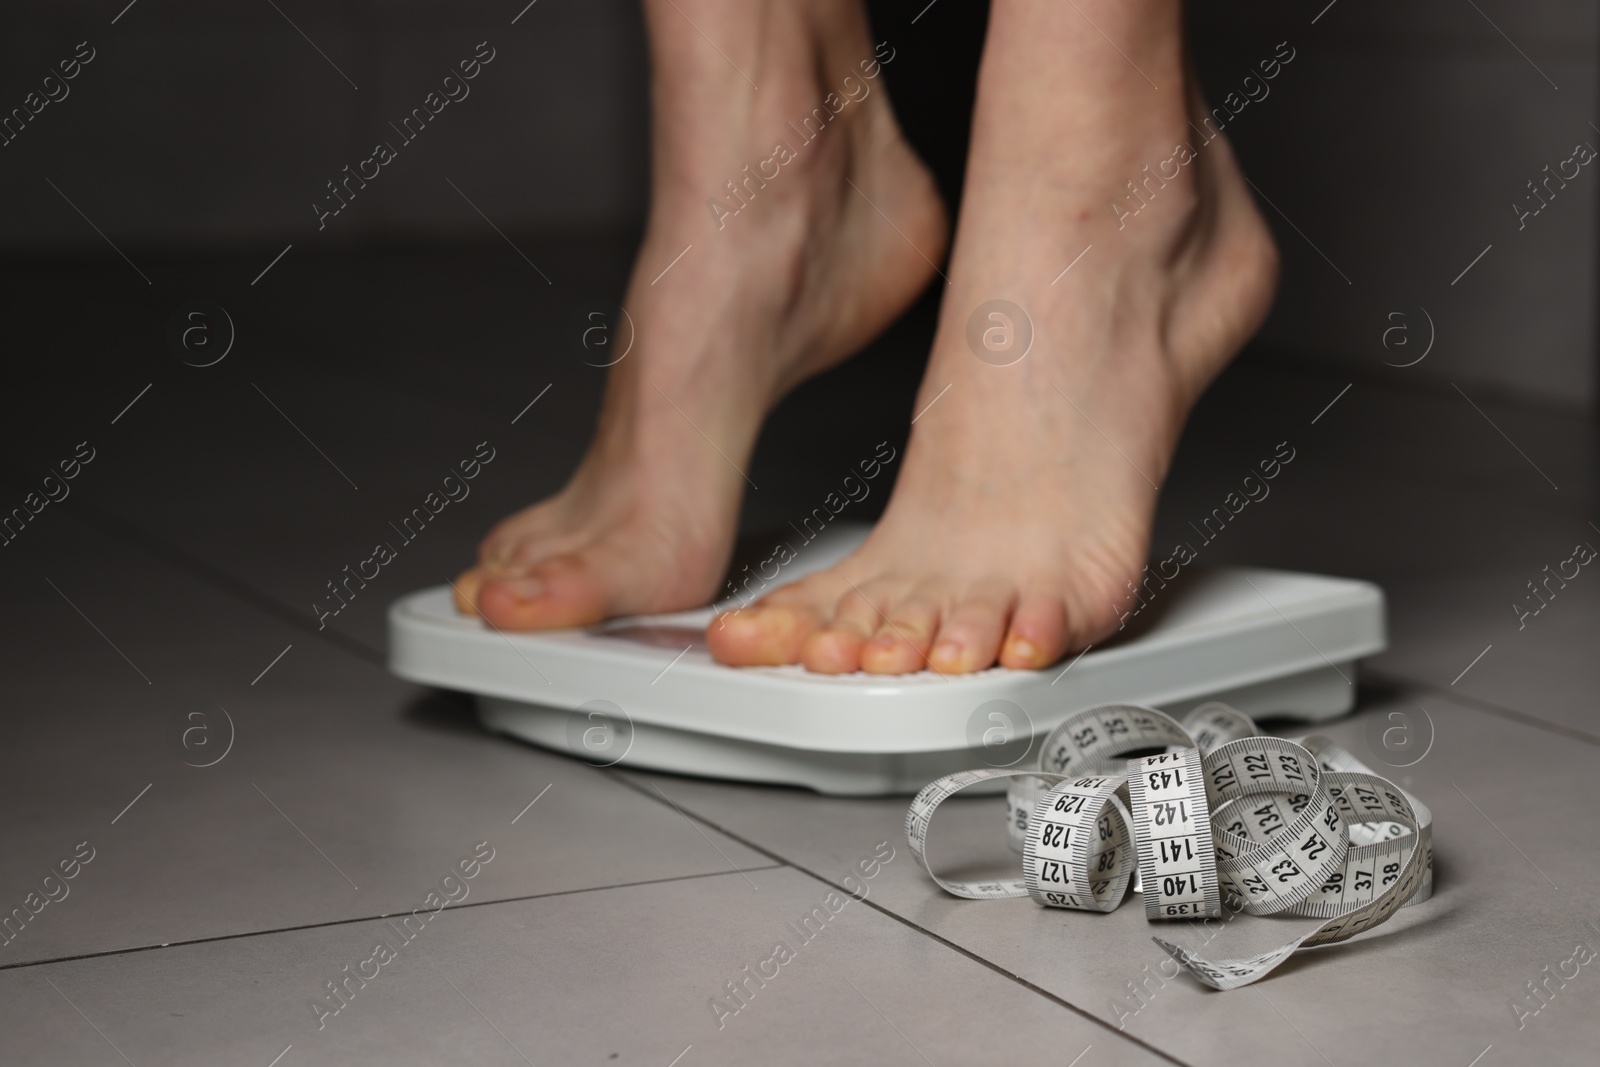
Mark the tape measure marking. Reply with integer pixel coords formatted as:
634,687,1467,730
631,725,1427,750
906,703,1436,990
1126,748,1219,920
1022,775,1133,912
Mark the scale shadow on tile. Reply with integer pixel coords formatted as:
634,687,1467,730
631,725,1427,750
614,687,1600,1067
0,867,1172,1067
0,511,769,968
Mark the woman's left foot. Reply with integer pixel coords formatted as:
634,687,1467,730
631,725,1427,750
708,46,1280,674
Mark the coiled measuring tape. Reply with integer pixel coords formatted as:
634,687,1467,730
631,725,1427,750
906,702,1433,990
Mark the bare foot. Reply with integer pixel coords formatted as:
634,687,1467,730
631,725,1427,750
707,3,1279,674
456,0,945,629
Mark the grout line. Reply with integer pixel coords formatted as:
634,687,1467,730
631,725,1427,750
650,782,761,890
1365,667,1600,750
0,864,785,974
606,770,1191,1067
35,489,388,669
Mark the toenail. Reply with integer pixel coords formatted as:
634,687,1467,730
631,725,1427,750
931,640,961,663
500,577,545,603
1005,637,1038,663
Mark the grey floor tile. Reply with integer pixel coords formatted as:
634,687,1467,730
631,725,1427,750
3,245,1595,1064
0,515,767,968
615,689,1600,1067
0,867,1167,1067
1371,560,1600,738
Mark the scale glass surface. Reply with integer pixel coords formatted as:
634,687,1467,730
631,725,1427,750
388,525,1385,795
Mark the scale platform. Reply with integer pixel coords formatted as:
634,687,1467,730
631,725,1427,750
388,526,1385,795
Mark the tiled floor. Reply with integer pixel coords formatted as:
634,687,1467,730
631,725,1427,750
2,246,1596,1066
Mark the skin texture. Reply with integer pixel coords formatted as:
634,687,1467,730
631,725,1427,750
458,0,1280,677
455,0,946,632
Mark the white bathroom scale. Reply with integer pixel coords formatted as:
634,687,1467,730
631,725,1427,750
388,525,1385,795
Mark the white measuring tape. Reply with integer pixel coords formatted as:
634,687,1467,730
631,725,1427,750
906,703,1433,990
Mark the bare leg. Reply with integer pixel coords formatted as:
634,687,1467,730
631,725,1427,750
456,0,945,628
709,0,1279,673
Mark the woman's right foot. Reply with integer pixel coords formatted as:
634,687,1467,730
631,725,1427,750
456,0,946,629
706,0,1280,675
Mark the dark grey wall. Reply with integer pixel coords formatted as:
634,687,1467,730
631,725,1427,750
0,1,651,241
2,1,1594,407
1193,3,1598,408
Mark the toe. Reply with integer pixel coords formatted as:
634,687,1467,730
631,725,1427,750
799,624,871,673
452,567,487,616
477,516,535,568
927,583,1014,674
999,593,1070,669
859,597,940,674
707,601,824,665
475,553,613,630
799,586,887,674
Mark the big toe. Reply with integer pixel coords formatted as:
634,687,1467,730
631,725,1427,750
706,602,823,666
473,554,615,631
453,567,488,616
